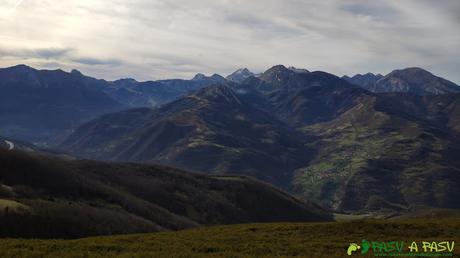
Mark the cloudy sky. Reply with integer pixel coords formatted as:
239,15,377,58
0,0,459,82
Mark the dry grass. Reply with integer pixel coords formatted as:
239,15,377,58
0,218,459,258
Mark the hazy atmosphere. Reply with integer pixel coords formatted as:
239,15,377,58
1,0,459,81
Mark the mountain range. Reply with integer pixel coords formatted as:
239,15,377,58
0,65,227,144
1,64,459,216
59,65,460,214
343,67,460,95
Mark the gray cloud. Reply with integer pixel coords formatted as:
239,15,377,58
0,0,459,83
0,47,72,60
72,57,122,66
35,48,72,59
340,2,403,22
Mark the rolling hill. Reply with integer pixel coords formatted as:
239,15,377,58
0,149,330,238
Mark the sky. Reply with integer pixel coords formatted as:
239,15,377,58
0,0,459,83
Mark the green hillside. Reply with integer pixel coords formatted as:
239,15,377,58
1,217,459,258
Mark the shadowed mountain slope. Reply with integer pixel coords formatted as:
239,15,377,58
62,85,312,187
0,149,330,238
0,65,124,144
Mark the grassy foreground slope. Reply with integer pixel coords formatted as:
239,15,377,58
1,218,459,258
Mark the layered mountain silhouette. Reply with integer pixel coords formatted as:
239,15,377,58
0,65,124,144
0,65,226,144
107,73,225,107
344,68,460,95
61,65,460,213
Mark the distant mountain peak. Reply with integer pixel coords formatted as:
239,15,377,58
342,72,384,89
71,69,83,76
344,72,382,79
12,64,32,69
192,73,207,80
361,72,383,78
265,65,290,73
211,73,226,81
260,65,294,83
288,66,309,74
389,67,433,78
6,64,34,73
192,73,226,82
236,68,251,74
226,68,255,83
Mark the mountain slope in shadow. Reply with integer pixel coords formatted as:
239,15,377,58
0,149,330,238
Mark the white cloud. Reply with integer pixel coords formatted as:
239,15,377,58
0,0,459,83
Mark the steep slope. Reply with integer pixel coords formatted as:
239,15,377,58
371,92,460,134
62,85,311,187
0,65,124,144
347,68,460,95
293,93,460,213
0,149,331,238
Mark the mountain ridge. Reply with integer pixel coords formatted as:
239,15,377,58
344,67,460,95
0,65,228,143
